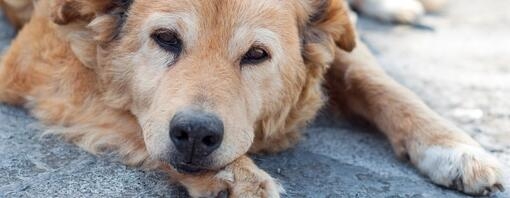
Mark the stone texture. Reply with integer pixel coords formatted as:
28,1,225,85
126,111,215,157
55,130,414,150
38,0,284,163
0,0,509,197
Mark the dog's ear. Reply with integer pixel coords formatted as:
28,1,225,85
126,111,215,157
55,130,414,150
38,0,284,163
50,0,132,69
51,0,109,25
297,0,356,66
302,0,356,52
51,0,132,41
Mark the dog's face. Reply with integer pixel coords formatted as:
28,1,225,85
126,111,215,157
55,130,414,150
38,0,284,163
118,0,304,173
54,0,355,173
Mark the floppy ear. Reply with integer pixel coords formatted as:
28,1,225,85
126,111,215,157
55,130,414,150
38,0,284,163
49,0,132,68
298,0,356,67
51,0,133,42
50,0,132,41
304,0,356,51
51,0,109,25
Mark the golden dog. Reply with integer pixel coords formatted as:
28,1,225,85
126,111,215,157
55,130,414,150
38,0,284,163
0,0,505,197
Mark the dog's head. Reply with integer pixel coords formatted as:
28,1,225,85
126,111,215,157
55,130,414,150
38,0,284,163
52,0,355,173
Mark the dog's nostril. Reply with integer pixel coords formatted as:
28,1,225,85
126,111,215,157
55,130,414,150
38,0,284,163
202,135,218,147
174,129,189,141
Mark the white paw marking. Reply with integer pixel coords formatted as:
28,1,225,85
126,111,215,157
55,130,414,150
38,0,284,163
416,144,505,195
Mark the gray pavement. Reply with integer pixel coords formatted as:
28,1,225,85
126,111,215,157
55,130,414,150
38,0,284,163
1,0,509,197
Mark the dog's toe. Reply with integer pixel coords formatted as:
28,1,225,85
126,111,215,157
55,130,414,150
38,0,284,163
495,183,506,192
221,157,283,198
450,177,464,192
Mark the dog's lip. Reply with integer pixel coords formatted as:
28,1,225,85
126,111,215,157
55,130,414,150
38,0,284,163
174,163,206,174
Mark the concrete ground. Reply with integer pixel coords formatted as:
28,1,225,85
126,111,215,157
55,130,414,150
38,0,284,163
0,0,509,197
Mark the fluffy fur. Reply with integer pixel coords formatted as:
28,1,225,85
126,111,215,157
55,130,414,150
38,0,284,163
0,0,504,197
0,0,32,29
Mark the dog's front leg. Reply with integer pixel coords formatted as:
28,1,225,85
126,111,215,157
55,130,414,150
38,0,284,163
326,41,505,195
174,155,282,198
0,52,24,105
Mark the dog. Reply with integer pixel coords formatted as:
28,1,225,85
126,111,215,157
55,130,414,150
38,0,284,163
0,0,505,197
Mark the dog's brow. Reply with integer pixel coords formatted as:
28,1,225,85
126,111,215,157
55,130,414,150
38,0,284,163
141,12,198,45
229,27,282,61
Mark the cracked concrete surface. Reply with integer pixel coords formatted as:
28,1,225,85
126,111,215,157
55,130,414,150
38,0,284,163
0,0,509,197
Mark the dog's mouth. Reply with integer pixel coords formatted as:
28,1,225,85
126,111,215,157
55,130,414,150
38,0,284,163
173,163,207,174
165,151,219,174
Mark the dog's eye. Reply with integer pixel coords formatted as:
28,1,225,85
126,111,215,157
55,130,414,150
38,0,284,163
152,30,182,54
241,47,270,65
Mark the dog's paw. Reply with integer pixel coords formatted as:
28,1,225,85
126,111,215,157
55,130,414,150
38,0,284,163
414,144,505,195
179,156,283,198
178,173,228,198
219,157,283,198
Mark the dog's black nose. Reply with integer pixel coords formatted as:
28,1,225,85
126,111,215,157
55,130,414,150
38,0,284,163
169,108,224,163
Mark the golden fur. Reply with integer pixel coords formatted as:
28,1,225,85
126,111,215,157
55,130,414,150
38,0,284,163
0,0,504,197
0,0,32,29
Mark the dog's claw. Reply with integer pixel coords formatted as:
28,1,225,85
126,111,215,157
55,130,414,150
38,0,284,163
216,190,229,198
495,183,505,192
450,177,506,195
478,183,506,195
